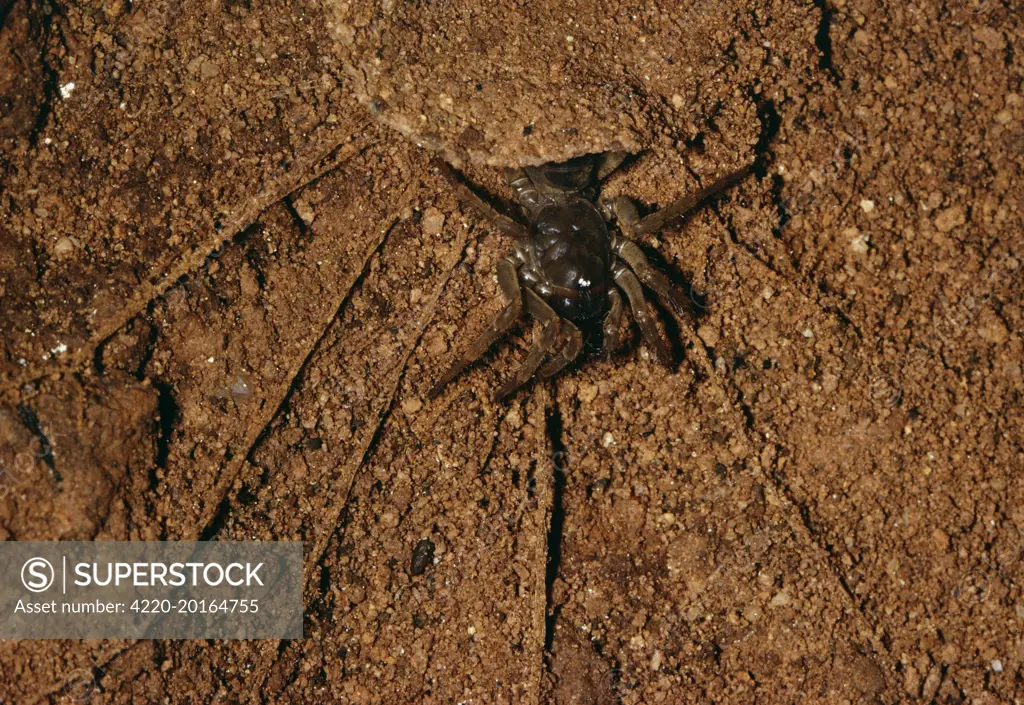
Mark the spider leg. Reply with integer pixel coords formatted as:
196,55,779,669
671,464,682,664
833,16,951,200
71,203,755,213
615,238,716,379
596,151,631,180
502,167,540,212
495,289,563,401
603,195,641,230
613,236,694,321
612,264,673,366
429,257,524,399
436,160,530,241
600,287,625,358
537,319,583,379
633,166,752,236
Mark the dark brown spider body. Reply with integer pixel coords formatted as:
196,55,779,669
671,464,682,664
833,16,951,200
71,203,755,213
525,199,613,322
431,152,751,401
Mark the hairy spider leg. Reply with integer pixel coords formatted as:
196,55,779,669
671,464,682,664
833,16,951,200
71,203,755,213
613,237,694,320
605,193,684,363
611,263,673,366
537,318,583,379
502,167,540,212
595,151,631,181
436,160,529,241
612,237,716,378
603,194,641,227
494,289,566,401
429,257,524,399
606,165,755,379
632,166,752,236
600,287,625,357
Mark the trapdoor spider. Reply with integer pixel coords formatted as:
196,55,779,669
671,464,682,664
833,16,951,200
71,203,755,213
430,152,750,400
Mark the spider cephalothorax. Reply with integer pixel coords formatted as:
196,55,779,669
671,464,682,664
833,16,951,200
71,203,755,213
430,152,750,400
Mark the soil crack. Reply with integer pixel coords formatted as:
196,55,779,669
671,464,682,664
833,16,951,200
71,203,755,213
812,0,841,84
542,403,567,659
26,0,62,150
15,402,58,480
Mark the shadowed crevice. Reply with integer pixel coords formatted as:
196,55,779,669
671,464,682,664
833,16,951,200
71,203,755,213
752,98,780,175
813,0,840,84
543,403,567,656
0,0,18,31
16,402,58,479
153,381,178,470
26,0,62,150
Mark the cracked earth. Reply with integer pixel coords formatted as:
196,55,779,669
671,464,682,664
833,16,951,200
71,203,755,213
0,0,1022,703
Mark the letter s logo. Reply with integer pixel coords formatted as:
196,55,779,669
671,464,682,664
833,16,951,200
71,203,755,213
21,557,55,593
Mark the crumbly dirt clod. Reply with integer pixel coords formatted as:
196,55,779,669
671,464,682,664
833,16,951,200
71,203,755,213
328,0,806,168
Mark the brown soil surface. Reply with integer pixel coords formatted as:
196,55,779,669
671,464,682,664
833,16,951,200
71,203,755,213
1,0,1022,703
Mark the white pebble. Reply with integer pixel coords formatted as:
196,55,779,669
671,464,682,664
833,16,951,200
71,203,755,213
59,82,76,99
859,199,875,213
850,233,870,254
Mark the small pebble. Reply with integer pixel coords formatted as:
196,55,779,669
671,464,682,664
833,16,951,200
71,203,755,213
293,199,316,224
697,325,719,347
577,383,599,404
421,208,446,236
850,233,870,254
859,199,875,213
53,236,76,259
229,377,251,399
410,538,435,576
934,206,965,233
